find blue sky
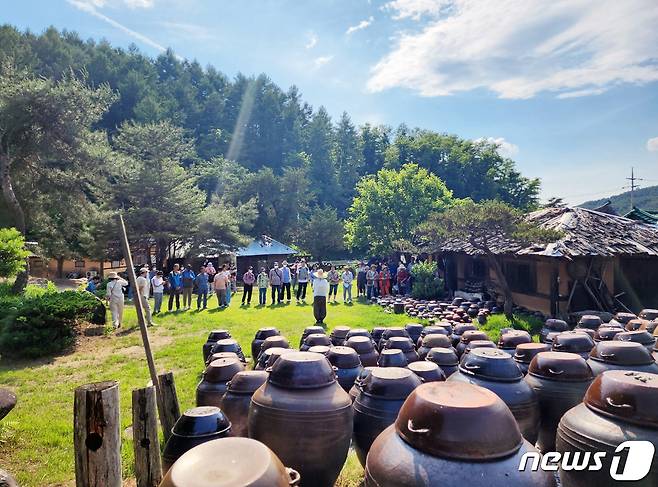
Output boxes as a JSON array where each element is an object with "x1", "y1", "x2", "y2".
[{"x1": 4, "y1": 0, "x2": 658, "y2": 204}]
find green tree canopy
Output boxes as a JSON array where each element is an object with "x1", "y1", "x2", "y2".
[
  {"x1": 0, "y1": 227, "x2": 30, "y2": 278},
  {"x1": 346, "y1": 163, "x2": 453, "y2": 255},
  {"x1": 296, "y1": 206, "x2": 345, "y2": 261}
]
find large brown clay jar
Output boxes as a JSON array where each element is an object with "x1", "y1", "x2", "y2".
[
  {"x1": 220, "y1": 370, "x2": 269, "y2": 438},
  {"x1": 365, "y1": 382, "x2": 556, "y2": 487},
  {"x1": 249, "y1": 352, "x2": 352, "y2": 487}
]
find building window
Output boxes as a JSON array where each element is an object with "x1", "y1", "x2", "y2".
[
  {"x1": 504, "y1": 260, "x2": 537, "y2": 294},
  {"x1": 75, "y1": 260, "x2": 85, "y2": 268}
]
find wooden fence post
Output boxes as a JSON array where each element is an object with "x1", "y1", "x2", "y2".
[
  {"x1": 132, "y1": 386, "x2": 163, "y2": 487},
  {"x1": 74, "y1": 381, "x2": 121, "y2": 487},
  {"x1": 157, "y1": 371, "x2": 181, "y2": 442}
]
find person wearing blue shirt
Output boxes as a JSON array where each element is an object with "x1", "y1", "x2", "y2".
[
  {"x1": 281, "y1": 261, "x2": 292, "y2": 302},
  {"x1": 168, "y1": 263, "x2": 183, "y2": 311},
  {"x1": 181, "y1": 264, "x2": 196, "y2": 310},
  {"x1": 194, "y1": 266, "x2": 209, "y2": 310}
]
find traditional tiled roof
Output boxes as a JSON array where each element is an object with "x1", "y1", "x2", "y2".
[
  {"x1": 624, "y1": 206, "x2": 658, "y2": 225},
  {"x1": 236, "y1": 235, "x2": 298, "y2": 257},
  {"x1": 436, "y1": 207, "x2": 658, "y2": 259}
]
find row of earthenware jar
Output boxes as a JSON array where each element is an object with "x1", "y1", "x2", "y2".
[{"x1": 162, "y1": 314, "x2": 658, "y2": 487}]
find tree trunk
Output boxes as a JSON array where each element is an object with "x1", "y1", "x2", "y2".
[
  {"x1": 1, "y1": 152, "x2": 29, "y2": 293},
  {"x1": 486, "y1": 252, "x2": 514, "y2": 319},
  {"x1": 57, "y1": 256, "x2": 65, "y2": 279}
]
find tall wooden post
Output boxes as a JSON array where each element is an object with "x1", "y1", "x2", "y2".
[
  {"x1": 74, "y1": 381, "x2": 121, "y2": 487},
  {"x1": 117, "y1": 214, "x2": 167, "y2": 435},
  {"x1": 132, "y1": 386, "x2": 163, "y2": 487}
]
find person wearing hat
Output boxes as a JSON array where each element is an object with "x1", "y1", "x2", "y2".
[
  {"x1": 136, "y1": 267, "x2": 155, "y2": 326},
  {"x1": 312, "y1": 268, "x2": 329, "y2": 324},
  {"x1": 106, "y1": 271, "x2": 128, "y2": 329}
]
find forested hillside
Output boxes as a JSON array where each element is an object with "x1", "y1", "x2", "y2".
[
  {"x1": 0, "y1": 25, "x2": 540, "y2": 261},
  {"x1": 580, "y1": 185, "x2": 658, "y2": 214}
]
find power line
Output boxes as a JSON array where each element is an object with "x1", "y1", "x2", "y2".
[{"x1": 622, "y1": 167, "x2": 644, "y2": 209}]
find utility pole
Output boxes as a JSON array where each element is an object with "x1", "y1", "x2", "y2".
[{"x1": 625, "y1": 167, "x2": 644, "y2": 210}]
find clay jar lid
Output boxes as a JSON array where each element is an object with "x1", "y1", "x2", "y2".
[
  {"x1": 585, "y1": 371, "x2": 658, "y2": 428},
  {"x1": 594, "y1": 326, "x2": 624, "y2": 342},
  {"x1": 207, "y1": 329, "x2": 231, "y2": 341},
  {"x1": 303, "y1": 333, "x2": 332, "y2": 348},
  {"x1": 639, "y1": 309, "x2": 658, "y2": 320},
  {"x1": 625, "y1": 319, "x2": 650, "y2": 331},
  {"x1": 527, "y1": 351, "x2": 592, "y2": 381},
  {"x1": 327, "y1": 346, "x2": 361, "y2": 369},
  {"x1": 578, "y1": 315, "x2": 603, "y2": 330},
  {"x1": 362, "y1": 367, "x2": 422, "y2": 399},
  {"x1": 460, "y1": 330, "x2": 489, "y2": 345},
  {"x1": 395, "y1": 382, "x2": 523, "y2": 460},
  {"x1": 268, "y1": 351, "x2": 336, "y2": 389},
  {"x1": 345, "y1": 336, "x2": 375, "y2": 354},
  {"x1": 302, "y1": 325, "x2": 325, "y2": 336},
  {"x1": 161, "y1": 437, "x2": 298, "y2": 487},
  {"x1": 254, "y1": 327, "x2": 279, "y2": 340},
  {"x1": 256, "y1": 347, "x2": 291, "y2": 369},
  {"x1": 543, "y1": 331, "x2": 561, "y2": 344},
  {"x1": 498, "y1": 331, "x2": 532, "y2": 349},
  {"x1": 408, "y1": 361, "x2": 446, "y2": 383},
  {"x1": 308, "y1": 345, "x2": 331, "y2": 355},
  {"x1": 206, "y1": 352, "x2": 240, "y2": 365},
  {"x1": 405, "y1": 323, "x2": 424, "y2": 334},
  {"x1": 615, "y1": 313, "x2": 637, "y2": 325},
  {"x1": 422, "y1": 325, "x2": 451, "y2": 337},
  {"x1": 574, "y1": 328, "x2": 596, "y2": 340},
  {"x1": 464, "y1": 340, "x2": 496, "y2": 355},
  {"x1": 346, "y1": 328, "x2": 373, "y2": 340},
  {"x1": 544, "y1": 319, "x2": 569, "y2": 332},
  {"x1": 614, "y1": 330, "x2": 656, "y2": 347},
  {"x1": 212, "y1": 338, "x2": 242, "y2": 354},
  {"x1": 590, "y1": 341, "x2": 654, "y2": 366},
  {"x1": 330, "y1": 326, "x2": 351, "y2": 338},
  {"x1": 204, "y1": 358, "x2": 245, "y2": 383},
  {"x1": 381, "y1": 327, "x2": 410, "y2": 340},
  {"x1": 513, "y1": 343, "x2": 550, "y2": 365},
  {"x1": 261, "y1": 336, "x2": 290, "y2": 353},
  {"x1": 378, "y1": 349, "x2": 409, "y2": 367},
  {"x1": 421, "y1": 334, "x2": 452, "y2": 349},
  {"x1": 426, "y1": 347, "x2": 459, "y2": 366},
  {"x1": 227, "y1": 371, "x2": 269, "y2": 394},
  {"x1": 552, "y1": 331, "x2": 595, "y2": 353},
  {"x1": 385, "y1": 336, "x2": 416, "y2": 352},
  {"x1": 172, "y1": 406, "x2": 231, "y2": 437},
  {"x1": 459, "y1": 348, "x2": 523, "y2": 382}
]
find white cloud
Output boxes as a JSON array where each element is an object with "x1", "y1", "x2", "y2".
[
  {"x1": 647, "y1": 137, "x2": 658, "y2": 152},
  {"x1": 370, "y1": 0, "x2": 658, "y2": 99},
  {"x1": 314, "y1": 55, "x2": 334, "y2": 68},
  {"x1": 67, "y1": 0, "x2": 181, "y2": 59},
  {"x1": 383, "y1": 0, "x2": 448, "y2": 20},
  {"x1": 346, "y1": 16, "x2": 374, "y2": 35},
  {"x1": 475, "y1": 137, "x2": 519, "y2": 158},
  {"x1": 305, "y1": 32, "x2": 318, "y2": 49},
  {"x1": 159, "y1": 21, "x2": 214, "y2": 41}
]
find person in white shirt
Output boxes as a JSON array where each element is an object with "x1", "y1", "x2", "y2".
[
  {"x1": 136, "y1": 267, "x2": 154, "y2": 326},
  {"x1": 106, "y1": 272, "x2": 128, "y2": 329},
  {"x1": 313, "y1": 269, "x2": 329, "y2": 324},
  {"x1": 151, "y1": 270, "x2": 164, "y2": 314},
  {"x1": 341, "y1": 266, "x2": 354, "y2": 304}
]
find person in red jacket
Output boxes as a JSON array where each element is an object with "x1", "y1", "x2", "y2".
[
  {"x1": 379, "y1": 265, "x2": 391, "y2": 296},
  {"x1": 397, "y1": 264, "x2": 409, "y2": 295}
]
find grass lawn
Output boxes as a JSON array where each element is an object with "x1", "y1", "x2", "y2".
[{"x1": 0, "y1": 291, "x2": 541, "y2": 486}]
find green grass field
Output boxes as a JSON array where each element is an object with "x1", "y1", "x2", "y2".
[{"x1": 0, "y1": 291, "x2": 540, "y2": 486}]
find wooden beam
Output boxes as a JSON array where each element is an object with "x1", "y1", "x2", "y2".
[{"x1": 132, "y1": 386, "x2": 163, "y2": 487}]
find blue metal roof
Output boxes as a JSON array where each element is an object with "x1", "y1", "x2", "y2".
[{"x1": 236, "y1": 236, "x2": 298, "y2": 257}]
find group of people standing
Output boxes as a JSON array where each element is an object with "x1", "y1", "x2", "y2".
[{"x1": 102, "y1": 257, "x2": 416, "y2": 329}]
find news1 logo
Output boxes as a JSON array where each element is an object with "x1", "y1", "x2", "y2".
[{"x1": 519, "y1": 441, "x2": 655, "y2": 481}]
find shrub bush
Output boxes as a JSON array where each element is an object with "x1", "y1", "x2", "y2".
[
  {"x1": 0, "y1": 291, "x2": 103, "y2": 359},
  {"x1": 411, "y1": 261, "x2": 444, "y2": 300}
]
